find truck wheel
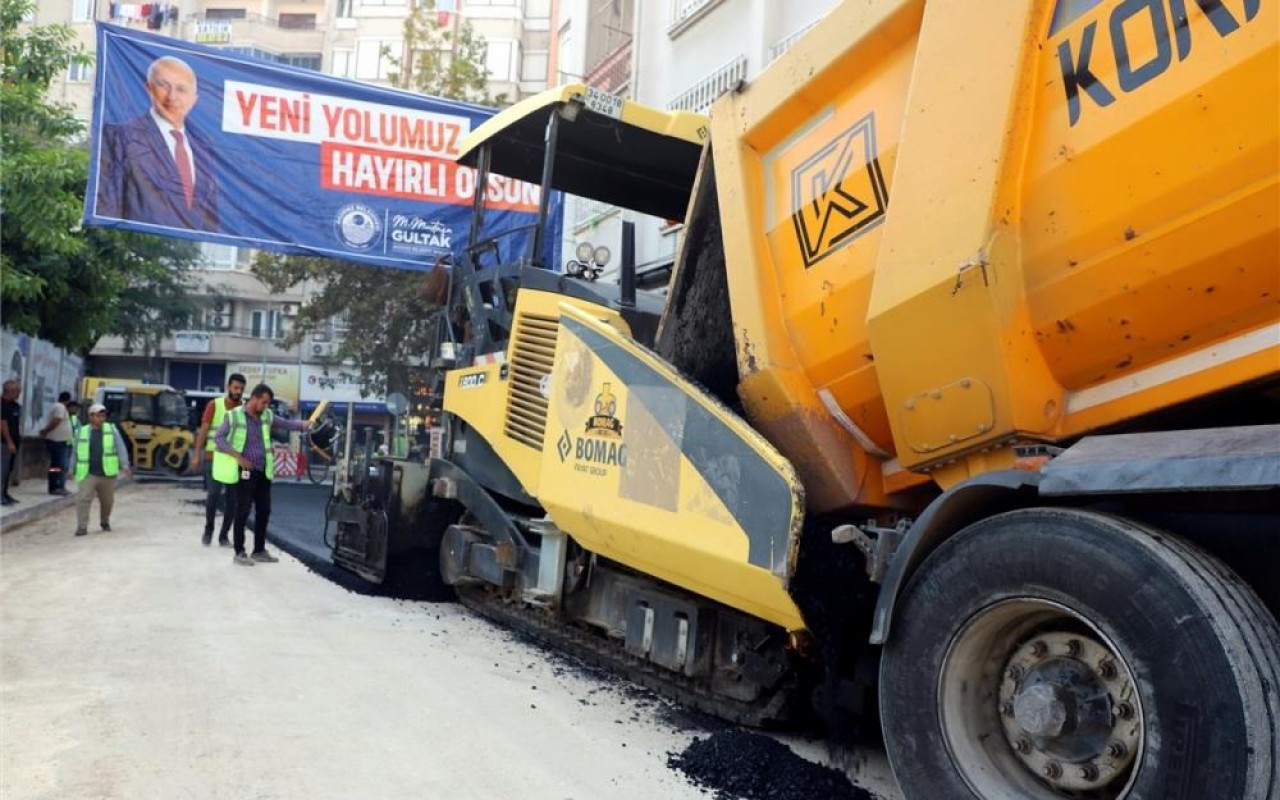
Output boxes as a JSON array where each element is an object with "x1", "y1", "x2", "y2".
[{"x1": 880, "y1": 508, "x2": 1279, "y2": 800}]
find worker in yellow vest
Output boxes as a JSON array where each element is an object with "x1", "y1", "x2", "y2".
[
  {"x1": 67, "y1": 399, "x2": 83, "y2": 442},
  {"x1": 192, "y1": 373, "x2": 245, "y2": 547},
  {"x1": 69, "y1": 403, "x2": 132, "y2": 537},
  {"x1": 213, "y1": 383, "x2": 311, "y2": 566}
]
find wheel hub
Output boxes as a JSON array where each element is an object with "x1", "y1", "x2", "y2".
[{"x1": 999, "y1": 631, "x2": 1141, "y2": 792}]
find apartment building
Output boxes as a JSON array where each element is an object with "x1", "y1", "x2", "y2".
[
  {"x1": 38, "y1": 0, "x2": 555, "y2": 413},
  {"x1": 557, "y1": 0, "x2": 837, "y2": 288}
]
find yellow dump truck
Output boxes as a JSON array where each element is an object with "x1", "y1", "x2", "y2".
[{"x1": 329, "y1": 2, "x2": 1278, "y2": 798}]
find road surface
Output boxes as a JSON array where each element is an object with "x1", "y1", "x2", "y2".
[{"x1": 1, "y1": 481, "x2": 902, "y2": 800}]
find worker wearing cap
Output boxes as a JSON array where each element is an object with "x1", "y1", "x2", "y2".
[{"x1": 69, "y1": 403, "x2": 132, "y2": 537}]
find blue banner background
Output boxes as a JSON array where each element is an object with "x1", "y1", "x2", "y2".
[{"x1": 84, "y1": 24, "x2": 561, "y2": 272}]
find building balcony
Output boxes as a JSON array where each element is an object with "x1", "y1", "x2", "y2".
[
  {"x1": 182, "y1": 13, "x2": 327, "y2": 54},
  {"x1": 585, "y1": 40, "x2": 631, "y2": 97},
  {"x1": 92, "y1": 328, "x2": 308, "y2": 364}
]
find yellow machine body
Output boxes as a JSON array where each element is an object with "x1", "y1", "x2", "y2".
[
  {"x1": 94, "y1": 385, "x2": 195, "y2": 472},
  {"x1": 445, "y1": 289, "x2": 807, "y2": 631},
  {"x1": 442, "y1": 0, "x2": 1277, "y2": 634},
  {"x1": 711, "y1": 0, "x2": 1278, "y2": 507}
]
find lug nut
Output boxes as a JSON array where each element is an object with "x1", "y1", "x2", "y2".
[
  {"x1": 1015, "y1": 738, "x2": 1032, "y2": 754},
  {"x1": 1007, "y1": 665, "x2": 1025, "y2": 680},
  {"x1": 1098, "y1": 659, "x2": 1118, "y2": 679},
  {"x1": 1065, "y1": 639, "x2": 1082, "y2": 657},
  {"x1": 1116, "y1": 702, "x2": 1135, "y2": 720},
  {"x1": 1030, "y1": 640, "x2": 1048, "y2": 659},
  {"x1": 1000, "y1": 701, "x2": 1015, "y2": 717},
  {"x1": 1080, "y1": 764, "x2": 1100, "y2": 781},
  {"x1": 1042, "y1": 761, "x2": 1063, "y2": 779},
  {"x1": 1106, "y1": 740, "x2": 1127, "y2": 759}
]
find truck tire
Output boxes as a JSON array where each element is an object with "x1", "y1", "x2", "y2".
[{"x1": 880, "y1": 508, "x2": 1279, "y2": 800}]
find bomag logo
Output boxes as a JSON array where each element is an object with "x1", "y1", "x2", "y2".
[
  {"x1": 585, "y1": 382, "x2": 623, "y2": 438},
  {"x1": 791, "y1": 112, "x2": 889, "y2": 269},
  {"x1": 556, "y1": 383, "x2": 627, "y2": 474},
  {"x1": 1055, "y1": 0, "x2": 1263, "y2": 127}
]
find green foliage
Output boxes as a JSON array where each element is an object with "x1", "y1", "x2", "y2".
[
  {"x1": 251, "y1": 253, "x2": 439, "y2": 396},
  {"x1": 0, "y1": 0, "x2": 201, "y2": 354},
  {"x1": 387, "y1": 0, "x2": 506, "y2": 106}
]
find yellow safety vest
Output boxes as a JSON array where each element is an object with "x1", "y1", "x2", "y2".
[
  {"x1": 74, "y1": 423, "x2": 120, "y2": 481},
  {"x1": 212, "y1": 407, "x2": 274, "y2": 485},
  {"x1": 205, "y1": 396, "x2": 235, "y2": 452}
]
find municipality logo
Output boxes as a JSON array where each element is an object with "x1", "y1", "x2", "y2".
[
  {"x1": 334, "y1": 203, "x2": 382, "y2": 251},
  {"x1": 790, "y1": 112, "x2": 888, "y2": 268}
]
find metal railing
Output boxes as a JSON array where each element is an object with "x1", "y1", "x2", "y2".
[
  {"x1": 188, "y1": 11, "x2": 317, "y2": 30},
  {"x1": 767, "y1": 15, "x2": 826, "y2": 64},
  {"x1": 667, "y1": 54, "x2": 746, "y2": 113}
]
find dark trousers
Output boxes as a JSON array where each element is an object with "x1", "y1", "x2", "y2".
[
  {"x1": 0, "y1": 447, "x2": 13, "y2": 497},
  {"x1": 2, "y1": 447, "x2": 16, "y2": 495},
  {"x1": 204, "y1": 460, "x2": 236, "y2": 539},
  {"x1": 232, "y1": 469, "x2": 272, "y2": 555},
  {"x1": 45, "y1": 440, "x2": 69, "y2": 492}
]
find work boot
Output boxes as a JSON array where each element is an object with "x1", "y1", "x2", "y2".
[
  {"x1": 74, "y1": 528, "x2": 87, "y2": 536},
  {"x1": 100, "y1": 522, "x2": 111, "y2": 532},
  {"x1": 202, "y1": 530, "x2": 212, "y2": 546},
  {"x1": 233, "y1": 552, "x2": 255, "y2": 566},
  {"x1": 3, "y1": 495, "x2": 19, "y2": 504},
  {"x1": 251, "y1": 550, "x2": 279, "y2": 563},
  {"x1": 218, "y1": 535, "x2": 232, "y2": 548}
]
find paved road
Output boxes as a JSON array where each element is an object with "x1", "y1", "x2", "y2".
[
  {"x1": 190, "y1": 480, "x2": 904, "y2": 799},
  {"x1": 3, "y1": 483, "x2": 717, "y2": 800}
]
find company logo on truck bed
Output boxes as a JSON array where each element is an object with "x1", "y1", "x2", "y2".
[
  {"x1": 1054, "y1": 0, "x2": 1263, "y2": 126},
  {"x1": 790, "y1": 112, "x2": 888, "y2": 268}
]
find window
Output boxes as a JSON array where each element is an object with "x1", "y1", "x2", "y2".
[
  {"x1": 335, "y1": 0, "x2": 354, "y2": 17},
  {"x1": 251, "y1": 310, "x2": 285, "y2": 340},
  {"x1": 520, "y1": 51, "x2": 548, "y2": 82},
  {"x1": 200, "y1": 243, "x2": 243, "y2": 270},
  {"x1": 523, "y1": 0, "x2": 551, "y2": 16},
  {"x1": 68, "y1": 61, "x2": 93, "y2": 83},
  {"x1": 128, "y1": 393, "x2": 155, "y2": 424},
  {"x1": 485, "y1": 39, "x2": 515, "y2": 82},
  {"x1": 72, "y1": 0, "x2": 95, "y2": 22},
  {"x1": 359, "y1": 0, "x2": 407, "y2": 6},
  {"x1": 205, "y1": 7, "x2": 247, "y2": 18},
  {"x1": 279, "y1": 53, "x2": 322, "y2": 71},
  {"x1": 278, "y1": 13, "x2": 316, "y2": 29},
  {"x1": 355, "y1": 39, "x2": 399, "y2": 80},
  {"x1": 331, "y1": 49, "x2": 354, "y2": 77}
]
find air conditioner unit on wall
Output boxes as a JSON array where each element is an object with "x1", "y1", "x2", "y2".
[
  {"x1": 280, "y1": 302, "x2": 299, "y2": 316},
  {"x1": 205, "y1": 299, "x2": 233, "y2": 330},
  {"x1": 311, "y1": 342, "x2": 337, "y2": 358}
]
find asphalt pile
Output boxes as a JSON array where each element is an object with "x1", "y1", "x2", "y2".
[{"x1": 668, "y1": 730, "x2": 871, "y2": 800}]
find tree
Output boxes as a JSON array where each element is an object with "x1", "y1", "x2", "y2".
[
  {"x1": 251, "y1": 252, "x2": 442, "y2": 397},
  {"x1": 252, "y1": 0, "x2": 501, "y2": 395},
  {"x1": 0, "y1": 0, "x2": 201, "y2": 354},
  {"x1": 388, "y1": 0, "x2": 506, "y2": 106}
]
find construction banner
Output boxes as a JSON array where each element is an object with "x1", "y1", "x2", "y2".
[{"x1": 83, "y1": 24, "x2": 561, "y2": 271}]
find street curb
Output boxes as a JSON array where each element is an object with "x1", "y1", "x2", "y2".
[{"x1": 0, "y1": 478, "x2": 137, "y2": 533}]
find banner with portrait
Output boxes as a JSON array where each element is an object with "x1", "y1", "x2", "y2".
[{"x1": 83, "y1": 24, "x2": 562, "y2": 272}]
